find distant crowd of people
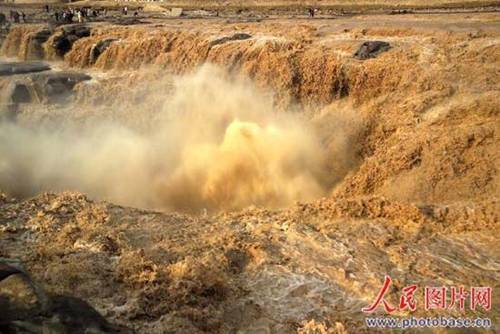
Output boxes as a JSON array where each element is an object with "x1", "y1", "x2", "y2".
[
  {"x1": 2, "y1": 5, "x2": 112, "y2": 25},
  {"x1": 9, "y1": 10, "x2": 26, "y2": 23},
  {"x1": 0, "y1": 5, "x2": 325, "y2": 25},
  {"x1": 45, "y1": 5, "x2": 140, "y2": 24},
  {"x1": 50, "y1": 6, "x2": 107, "y2": 24},
  {"x1": 122, "y1": 6, "x2": 142, "y2": 17}
]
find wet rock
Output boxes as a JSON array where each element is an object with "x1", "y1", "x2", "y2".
[
  {"x1": 0, "y1": 61, "x2": 50, "y2": 76},
  {"x1": 0, "y1": 273, "x2": 41, "y2": 323},
  {"x1": 61, "y1": 24, "x2": 91, "y2": 39},
  {"x1": 24, "y1": 29, "x2": 52, "y2": 60},
  {"x1": 0, "y1": 259, "x2": 130, "y2": 333},
  {"x1": 0, "y1": 262, "x2": 23, "y2": 281},
  {"x1": 0, "y1": 62, "x2": 72, "y2": 113},
  {"x1": 44, "y1": 295, "x2": 129, "y2": 333},
  {"x1": 390, "y1": 9, "x2": 412, "y2": 15},
  {"x1": 354, "y1": 41, "x2": 391, "y2": 60},
  {"x1": 110, "y1": 17, "x2": 148, "y2": 26},
  {"x1": 31, "y1": 72, "x2": 91, "y2": 103},
  {"x1": 89, "y1": 39, "x2": 116, "y2": 64},
  {"x1": 0, "y1": 260, "x2": 49, "y2": 324},
  {"x1": 51, "y1": 34, "x2": 72, "y2": 57},
  {"x1": 0, "y1": 81, "x2": 35, "y2": 116},
  {"x1": 0, "y1": 71, "x2": 91, "y2": 107},
  {"x1": 210, "y1": 33, "x2": 252, "y2": 47},
  {"x1": 50, "y1": 25, "x2": 91, "y2": 58},
  {"x1": 3, "y1": 82, "x2": 32, "y2": 103}
]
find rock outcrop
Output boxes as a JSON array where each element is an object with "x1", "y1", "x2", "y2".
[
  {"x1": 0, "y1": 66, "x2": 91, "y2": 108},
  {"x1": 353, "y1": 41, "x2": 391, "y2": 60},
  {"x1": 0, "y1": 259, "x2": 130, "y2": 334},
  {"x1": 48, "y1": 25, "x2": 91, "y2": 58},
  {"x1": 89, "y1": 39, "x2": 116, "y2": 65},
  {"x1": 0, "y1": 61, "x2": 50, "y2": 76}
]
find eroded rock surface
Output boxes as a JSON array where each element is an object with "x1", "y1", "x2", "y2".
[
  {"x1": 0, "y1": 68, "x2": 91, "y2": 107},
  {"x1": 354, "y1": 41, "x2": 391, "y2": 60},
  {"x1": 48, "y1": 25, "x2": 91, "y2": 58},
  {"x1": 89, "y1": 39, "x2": 116, "y2": 65},
  {"x1": 210, "y1": 33, "x2": 252, "y2": 46},
  {"x1": 0, "y1": 62, "x2": 50, "y2": 76},
  {"x1": 0, "y1": 259, "x2": 130, "y2": 334}
]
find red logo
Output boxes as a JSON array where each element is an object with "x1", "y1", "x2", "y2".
[{"x1": 362, "y1": 276, "x2": 492, "y2": 313}]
